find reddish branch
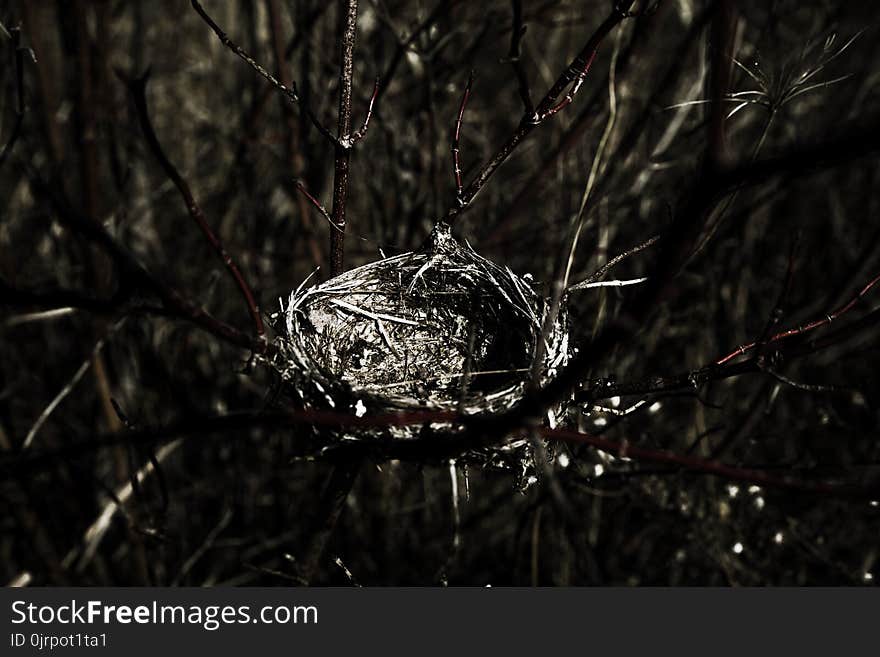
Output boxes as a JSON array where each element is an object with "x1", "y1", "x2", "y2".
[
  {"x1": 537, "y1": 427, "x2": 856, "y2": 496},
  {"x1": 444, "y1": 0, "x2": 636, "y2": 224},
  {"x1": 717, "y1": 270, "x2": 880, "y2": 365},
  {"x1": 489, "y1": 5, "x2": 707, "y2": 244},
  {"x1": 329, "y1": 0, "x2": 361, "y2": 276},
  {"x1": 128, "y1": 73, "x2": 265, "y2": 338},
  {"x1": 295, "y1": 180, "x2": 333, "y2": 224},
  {"x1": 21, "y1": 162, "x2": 265, "y2": 354},
  {"x1": 4, "y1": 406, "x2": 875, "y2": 498},
  {"x1": 451, "y1": 72, "x2": 474, "y2": 203},
  {"x1": 190, "y1": 0, "x2": 378, "y2": 277},
  {"x1": 348, "y1": 78, "x2": 380, "y2": 145}
]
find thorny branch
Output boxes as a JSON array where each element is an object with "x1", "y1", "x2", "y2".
[
  {"x1": 716, "y1": 270, "x2": 880, "y2": 365},
  {"x1": 190, "y1": 0, "x2": 379, "y2": 277},
  {"x1": 451, "y1": 71, "x2": 474, "y2": 204},
  {"x1": 190, "y1": 0, "x2": 338, "y2": 146},
  {"x1": 329, "y1": 0, "x2": 362, "y2": 277},
  {"x1": 443, "y1": 0, "x2": 637, "y2": 224}
]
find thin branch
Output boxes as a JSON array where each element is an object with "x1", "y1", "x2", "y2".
[
  {"x1": 507, "y1": 0, "x2": 533, "y2": 115},
  {"x1": 348, "y1": 76, "x2": 380, "y2": 146},
  {"x1": 189, "y1": 0, "x2": 337, "y2": 146},
  {"x1": 451, "y1": 71, "x2": 474, "y2": 204},
  {"x1": 7, "y1": 404, "x2": 876, "y2": 499},
  {"x1": 294, "y1": 179, "x2": 337, "y2": 229},
  {"x1": 570, "y1": 277, "x2": 647, "y2": 290},
  {"x1": 294, "y1": 461, "x2": 361, "y2": 584},
  {"x1": 569, "y1": 235, "x2": 659, "y2": 290},
  {"x1": 716, "y1": 270, "x2": 880, "y2": 365},
  {"x1": 538, "y1": 426, "x2": 864, "y2": 497},
  {"x1": 128, "y1": 72, "x2": 265, "y2": 338},
  {"x1": 375, "y1": 0, "x2": 460, "y2": 104},
  {"x1": 444, "y1": 0, "x2": 636, "y2": 224},
  {"x1": 22, "y1": 318, "x2": 127, "y2": 449},
  {"x1": 24, "y1": 171, "x2": 262, "y2": 354}
]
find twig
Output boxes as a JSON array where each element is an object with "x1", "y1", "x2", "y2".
[
  {"x1": 375, "y1": 0, "x2": 460, "y2": 104},
  {"x1": 443, "y1": 0, "x2": 636, "y2": 224},
  {"x1": 716, "y1": 270, "x2": 880, "y2": 365},
  {"x1": 3, "y1": 307, "x2": 76, "y2": 328},
  {"x1": 294, "y1": 461, "x2": 361, "y2": 584},
  {"x1": 172, "y1": 508, "x2": 233, "y2": 585},
  {"x1": 569, "y1": 235, "x2": 659, "y2": 290},
  {"x1": 538, "y1": 426, "x2": 866, "y2": 496},
  {"x1": 348, "y1": 77, "x2": 380, "y2": 145},
  {"x1": 561, "y1": 24, "x2": 624, "y2": 291},
  {"x1": 64, "y1": 439, "x2": 182, "y2": 572},
  {"x1": 570, "y1": 277, "x2": 647, "y2": 290},
  {"x1": 22, "y1": 318, "x2": 127, "y2": 449},
  {"x1": 294, "y1": 179, "x2": 339, "y2": 230},
  {"x1": 451, "y1": 71, "x2": 474, "y2": 204},
  {"x1": 190, "y1": 0, "x2": 338, "y2": 146},
  {"x1": 128, "y1": 72, "x2": 265, "y2": 338},
  {"x1": 507, "y1": 0, "x2": 533, "y2": 115},
  {"x1": 7, "y1": 403, "x2": 876, "y2": 499}
]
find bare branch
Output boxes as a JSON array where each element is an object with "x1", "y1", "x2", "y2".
[
  {"x1": 451, "y1": 71, "x2": 475, "y2": 204},
  {"x1": 507, "y1": 0, "x2": 533, "y2": 115},
  {"x1": 348, "y1": 76, "x2": 380, "y2": 146},
  {"x1": 716, "y1": 270, "x2": 880, "y2": 365},
  {"x1": 569, "y1": 235, "x2": 659, "y2": 290},
  {"x1": 444, "y1": 1, "x2": 636, "y2": 224},
  {"x1": 189, "y1": 0, "x2": 338, "y2": 146},
  {"x1": 328, "y1": 0, "x2": 361, "y2": 276},
  {"x1": 128, "y1": 72, "x2": 265, "y2": 338}
]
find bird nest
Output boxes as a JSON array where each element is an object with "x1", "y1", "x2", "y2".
[{"x1": 269, "y1": 224, "x2": 569, "y2": 469}]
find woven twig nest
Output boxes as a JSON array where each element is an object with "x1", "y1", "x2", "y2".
[{"x1": 270, "y1": 223, "x2": 569, "y2": 468}]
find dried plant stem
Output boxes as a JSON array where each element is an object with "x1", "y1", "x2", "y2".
[
  {"x1": 716, "y1": 270, "x2": 880, "y2": 365},
  {"x1": 569, "y1": 235, "x2": 659, "y2": 290},
  {"x1": 562, "y1": 24, "x2": 623, "y2": 291},
  {"x1": 22, "y1": 318, "x2": 126, "y2": 449}
]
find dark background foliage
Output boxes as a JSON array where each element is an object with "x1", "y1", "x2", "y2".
[{"x1": 1, "y1": 0, "x2": 879, "y2": 585}]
